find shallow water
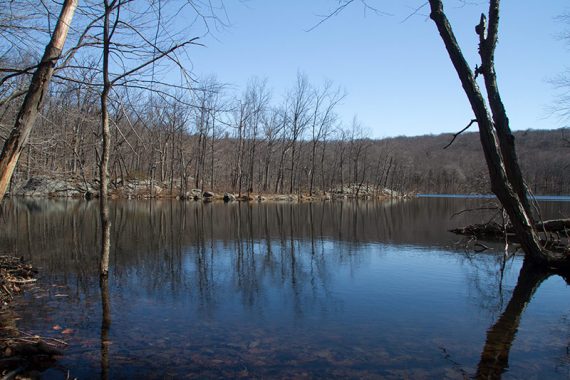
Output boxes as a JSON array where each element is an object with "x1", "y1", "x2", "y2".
[{"x1": 0, "y1": 198, "x2": 569, "y2": 379}]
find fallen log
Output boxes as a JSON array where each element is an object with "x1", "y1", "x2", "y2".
[
  {"x1": 535, "y1": 219, "x2": 570, "y2": 232},
  {"x1": 3, "y1": 340, "x2": 62, "y2": 358},
  {"x1": 450, "y1": 222, "x2": 506, "y2": 237},
  {"x1": 451, "y1": 218, "x2": 570, "y2": 237}
]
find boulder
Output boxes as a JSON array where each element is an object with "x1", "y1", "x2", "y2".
[
  {"x1": 16, "y1": 177, "x2": 84, "y2": 198},
  {"x1": 223, "y1": 193, "x2": 236, "y2": 202}
]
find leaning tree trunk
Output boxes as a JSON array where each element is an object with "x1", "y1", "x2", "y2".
[
  {"x1": 428, "y1": 0, "x2": 568, "y2": 269},
  {"x1": 0, "y1": 0, "x2": 78, "y2": 202}
]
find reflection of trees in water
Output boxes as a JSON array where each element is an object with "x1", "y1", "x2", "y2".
[
  {"x1": 1, "y1": 198, "x2": 569, "y2": 377},
  {"x1": 100, "y1": 275, "x2": 111, "y2": 380},
  {"x1": 554, "y1": 314, "x2": 570, "y2": 377},
  {"x1": 226, "y1": 202, "x2": 338, "y2": 319},
  {"x1": 476, "y1": 262, "x2": 552, "y2": 378},
  {"x1": 459, "y1": 251, "x2": 519, "y2": 319},
  {"x1": 2, "y1": 198, "x2": 567, "y2": 304}
]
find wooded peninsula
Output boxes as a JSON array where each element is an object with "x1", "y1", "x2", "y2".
[{"x1": 2, "y1": 83, "x2": 568, "y2": 200}]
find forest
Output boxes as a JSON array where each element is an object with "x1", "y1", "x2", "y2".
[
  {"x1": 1, "y1": 1, "x2": 569, "y2": 199},
  {"x1": 1, "y1": 77, "x2": 569, "y2": 197},
  {"x1": 2, "y1": 67, "x2": 569, "y2": 197}
]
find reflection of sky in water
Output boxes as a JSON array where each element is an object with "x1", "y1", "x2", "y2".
[{"x1": 0, "y1": 198, "x2": 569, "y2": 379}]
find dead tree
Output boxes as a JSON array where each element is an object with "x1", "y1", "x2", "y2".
[
  {"x1": 0, "y1": 0, "x2": 78, "y2": 202},
  {"x1": 428, "y1": 0, "x2": 569, "y2": 270}
]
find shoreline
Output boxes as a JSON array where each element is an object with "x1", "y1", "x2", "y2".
[{"x1": 7, "y1": 176, "x2": 412, "y2": 202}]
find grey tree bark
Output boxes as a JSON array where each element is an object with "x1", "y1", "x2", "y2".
[{"x1": 0, "y1": 0, "x2": 78, "y2": 202}]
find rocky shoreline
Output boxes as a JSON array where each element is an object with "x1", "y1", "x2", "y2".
[{"x1": 7, "y1": 176, "x2": 412, "y2": 201}]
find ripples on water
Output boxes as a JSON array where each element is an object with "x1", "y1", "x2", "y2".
[{"x1": 0, "y1": 198, "x2": 569, "y2": 379}]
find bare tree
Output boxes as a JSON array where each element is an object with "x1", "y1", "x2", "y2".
[
  {"x1": 286, "y1": 72, "x2": 312, "y2": 194},
  {"x1": 551, "y1": 11, "x2": 570, "y2": 122},
  {"x1": 92, "y1": 0, "x2": 208, "y2": 276},
  {"x1": 308, "y1": 81, "x2": 344, "y2": 196},
  {"x1": 0, "y1": 0, "x2": 78, "y2": 202},
  {"x1": 427, "y1": 0, "x2": 569, "y2": 268}
]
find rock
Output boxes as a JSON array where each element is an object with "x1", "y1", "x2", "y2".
[
  {"x1": 203, "y1": 191, "x2": 215, "y2": 198},
  {"x1": 16, "y1": 177, "x2": 85, "y2": 198},
  {"x1": 272, "y1": 195, "x2": 297, "y2": 202},
  {"x1": 191, "y1": 189, "x2": 202, "y2": 200},
  {"x1": 223, "y1": 193, "x2": 236, "y2": 202},
  {"x1": 382, "y1": 188, "x2": 400, "y2": 197}
]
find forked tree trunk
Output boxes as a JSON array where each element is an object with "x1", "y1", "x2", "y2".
[
  {"x1": 0, "y1": 0, "x2": 78, "y2": 202},
  {"x1": 428, "y1": 0, "x2": 569, "y2": 269}
]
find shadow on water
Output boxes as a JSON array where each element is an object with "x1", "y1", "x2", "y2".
[
  {"x1": 476, "y1": 261, "x2": 554, "y2": 378},
  {"x1": 0, "y1": 198, "x2": 568, "y2": 378}
]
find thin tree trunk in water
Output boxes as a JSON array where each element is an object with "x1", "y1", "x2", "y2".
[
  {"x1": 0, "y1": 0, "x2": 77, "y2": 202},
  {"x1": 476, "y1": 260, "x2": 549, "y2": 378},
  {"x1": 100, "y1": 0, "x2": 112, "y2": 277}
]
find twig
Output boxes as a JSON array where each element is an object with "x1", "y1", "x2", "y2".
[
  {"x1": 444, "y1": 119, "x2": 477, "y2": 149},
  {"x1": 474, "y1": 242, "x2": 489, "y2": 252},
  {"x1": 6, "y1": 279, "x2": 36, "y2": 284},
  {"x1": 451, "y1": 206, "x2": 498, "y2": 218},
  {"x1": 0, "y1": 367, "x2": 25, "y2": 380},
  {"x1": 1, "y1": 285, "x2": 13, "y2": 299},
  {"x1": 401, "y1": 2, "x2": 429, "y2": 23}
]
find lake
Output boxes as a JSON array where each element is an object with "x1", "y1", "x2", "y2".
[{"x1": 0, "y1": 197, "x2": 569, "y2": 379}]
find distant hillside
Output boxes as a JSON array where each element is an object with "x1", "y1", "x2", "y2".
[{"x1": 377, "y1": 128, "x2": 569, "y2": 195}]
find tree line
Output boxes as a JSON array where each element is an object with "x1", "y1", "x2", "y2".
[
  {"x1": 1, "y1": 1, "x2": 568, "y2": 202},
  {"x1": 1, "y1": 70, "x2": 568, "y2": 197}
]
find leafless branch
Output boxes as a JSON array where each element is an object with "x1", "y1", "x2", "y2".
[
  {"x1": 306, "y1": 0, "x2": 390, "y2": 32},
  {"x1": 443, "y1": 119, "x2": 477, "y2": 149},
  {"x1": 0, "y1": 89, "x2": 27, "y2": 107},
  {"x1": 451, "y1": 206, "x2": 499, "y2": 218},
  {"x1": 109, "y1": 38, "x2": 200, "y2": 86},
  {"x1": 401, "y1": 2, "x2": 428, "y2": 24}
]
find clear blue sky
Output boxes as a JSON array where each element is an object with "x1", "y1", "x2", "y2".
[{"x1": 187, "y1": 1, "x2": 569, "y2": 138}]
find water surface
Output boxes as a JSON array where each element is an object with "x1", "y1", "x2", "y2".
[{"x1": 0, "y1": 198, "x2": 569, "y2": 379}]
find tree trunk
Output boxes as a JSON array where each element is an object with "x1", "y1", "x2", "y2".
[
  {"x1": 428, "y1": 0, "x2": 568, "y2": 269},
  {"x1": 0, "y1": 0, "x2": 77, "y2": 202},
  {"x1": 100, "y1": 0, "x2": 112, "y2": 277}
]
